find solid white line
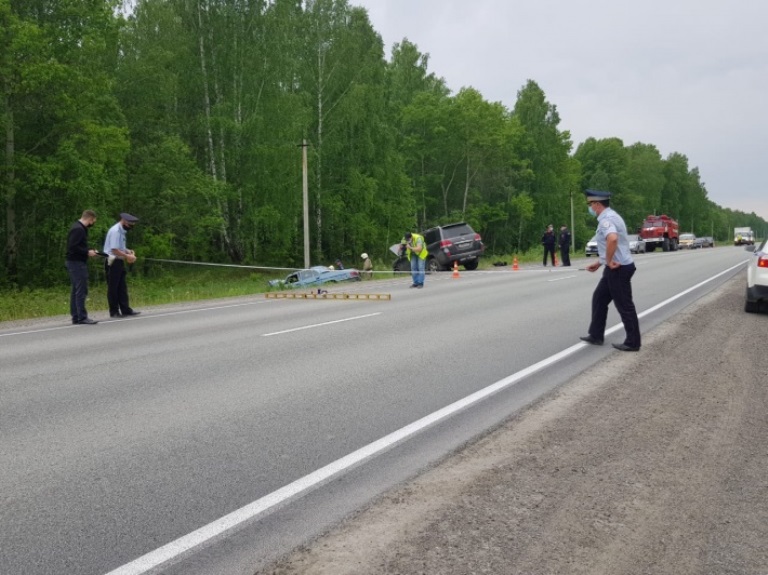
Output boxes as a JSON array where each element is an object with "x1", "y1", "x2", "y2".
[
  {"x1": 547, "y1": 275, "x2": 577, "y2": 282},
  {"x1": 261, "y1": 313, "x2": 381, "y2": 336},
  {"x1": 103, "y1": 260, "x2": 748, "y2": 575},
  {"x1": 636, "y1": 260, "x2": 746, "y2": 319}
]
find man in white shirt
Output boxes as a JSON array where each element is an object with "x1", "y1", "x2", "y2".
[{"x1": 103, "y1": 212, "x2": 141, "y2": 318}]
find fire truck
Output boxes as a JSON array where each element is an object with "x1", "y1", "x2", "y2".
[{"x1": 639, "y1": 214, "x2": 679, "y2": 252}]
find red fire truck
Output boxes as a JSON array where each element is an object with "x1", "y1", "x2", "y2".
[{"x1": 639, "y1": 214, "x2": 679, "y2": 252}]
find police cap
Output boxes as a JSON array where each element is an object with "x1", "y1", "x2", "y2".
[{"x1": 584, "y1": 189, "x2": 612, "y2": 202}]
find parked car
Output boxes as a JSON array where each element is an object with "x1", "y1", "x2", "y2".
[
  {"x1": 678, "y1": 233, "x2": 698, "y2": 249},
  {"x1": 268, "y1": 266, "x2": 361, "y2": 288},
  {"x1": 693, "y1": 237, "x2": 707, "y2": 249},
  {"x1": 745, "y1": 239, "x2": 768, "y2": 313},
  {"x1": 627, "y1": 234, "x2": 646, "y2": 254},
  {"x1": 700, "y1": 236, "x2": 715, "y2": 248},
  {"x1": 585, "y1": 235, "x2": 598, "y2": 257},
  {"x1": 392, "y1": 222, "x2": 484, "y2": 272}
]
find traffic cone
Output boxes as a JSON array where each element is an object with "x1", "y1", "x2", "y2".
[
  {"x1": 513, "y1": 256, "x2": 519, "y2": 271},
  {"x1": 554, "y1": 252, "x2": 558, "y2": 266},
  {"x1": 452, "y1": 261, "x2": 460, "y2": 278}
]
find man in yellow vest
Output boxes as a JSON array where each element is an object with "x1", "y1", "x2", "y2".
[{"x1": 403, "y1": 231, "x2": 428, "y2": 288}]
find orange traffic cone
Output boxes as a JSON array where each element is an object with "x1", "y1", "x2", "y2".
[
  {"x1": 513, "y1": 256, "x2": 519, "y2": 271},
  {"x1": 452, "y1": 261, "x2": 460, "y2": 278}
]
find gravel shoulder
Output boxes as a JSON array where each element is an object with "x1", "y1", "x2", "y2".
[{"x1": 259, "y1": 275, "x2": 768, "y2": 575}]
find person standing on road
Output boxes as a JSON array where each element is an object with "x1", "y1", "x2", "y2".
[
  {"x1": 402, "y1": 231, "x2": 427, "y2": 288},
  {"x1": 542, "y1": 224, "x2": 556, "y2": 266},
  {"x1": 559, "y1": 225, "x2": 571, "y2": 266},
  {"x1": 65, "y1": 210, "x2": 100, "y2": 325},
  {"x1": 361, "y1": 252, "x2": 373, "y2": 279},
  {"x1": 579, "y1": 190, "x2": 641, "y2": 352},
  {"x1": 103, "y1": 212, "x2": 141, "y2": 318}
]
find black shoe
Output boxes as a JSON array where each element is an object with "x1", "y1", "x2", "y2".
[
  {"x1": 579, "y1": 335, "x2": 604, "y2": 346},
  {"x1": 110, "y1": 313, "x2": 122, "y2": 318},
  {"x1": 79, "y1": 318, "x2": 98, "y2": 325},
  {"x1": 72, "y1": 319, "x2": 80, "y2": 325},
  {"x1": 416, "y1": 284, "x2": 424, "y2": 289},
  {"x1": 409, "y1": 284, "x2": 418, "y2": 288},
  {"x1": 612, "y1": 343, "x2": 640, "y2": 352},
  {"x1": 122, "y1": 310, "x2": 141, "y2": 316}
]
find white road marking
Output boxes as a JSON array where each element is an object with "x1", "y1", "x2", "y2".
[
  {"x1": 547, "y1": 275, "x2": 578, "y2": 282},
  {"x1": 83, "y1": 261, "x2": 756, "y2": 575},
  {"x1": 261, "y1": 313, "x2": 381, "y2": 336}
]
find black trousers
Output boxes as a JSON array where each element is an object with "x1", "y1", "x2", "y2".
[
  {"x1": 560, "y1": 246, "x2": 571, "y2": 266},
  {"x1": 543, "y1": 245, "x2": 555, "y2": 266},
  {"x1": 66, "y1": 260, "x2": 90, "y2": 321},
  {"x1": 105, "y1": 259, "x2": 133, "y2": 316},
  {"x1": 588, "y1": 264, "x2": 641, "y2": 348}
]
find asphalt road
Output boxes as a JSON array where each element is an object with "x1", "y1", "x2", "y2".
[{"x1": 0, "y1": 247, "x2": 750, "y2": 575}]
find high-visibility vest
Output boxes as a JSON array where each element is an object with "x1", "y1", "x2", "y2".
[{"x1": 403, "y1": 233, "x2": 428, "y2": 260}]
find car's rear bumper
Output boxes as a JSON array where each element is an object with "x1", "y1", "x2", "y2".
[
  {"x1": 436, "y1": 252, "x2": 482, "y2": 266},
  {"x1": 746, "y1": 283, "x2": 768, "y2": 302}
]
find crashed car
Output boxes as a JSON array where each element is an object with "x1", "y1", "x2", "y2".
[{"x1": 268, "y1": 266, "x2": 361, "y2": 288}]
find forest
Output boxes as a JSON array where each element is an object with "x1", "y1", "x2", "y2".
[{"x1": 2, "y1": 0, "x2": 766, "y2": 288}]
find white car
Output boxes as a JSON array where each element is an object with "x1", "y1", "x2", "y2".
[
  {"x1": 745, "y1": 239, "x2": 768, "y2": 313},
  {"x1": 585, "y1": 236, "x2": 598, "y2": 257},
  {"x1": 627, "y1": 234, "x2": 646, "y2": 254}
]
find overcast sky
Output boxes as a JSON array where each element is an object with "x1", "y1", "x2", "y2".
[{"x1": 353, "y1": 0, "x2": 768, "y2": 223}]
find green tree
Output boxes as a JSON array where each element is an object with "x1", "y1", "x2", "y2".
[{"x1": 1, "y1": 0, "x2": 128, "y2": 285}]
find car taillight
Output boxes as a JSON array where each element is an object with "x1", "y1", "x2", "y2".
[
  {"x1": 758, "y1": 255, "x2": 768, "y2": 268},
  {"x1": 474, "y1": 233, "x2": 482, "y2": 241},
  {"x1": 439, "y1": 240, "x2": 452, "y2": 248}
]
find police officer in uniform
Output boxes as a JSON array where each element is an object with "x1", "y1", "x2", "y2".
[
  {"x1": 103, "y1": 212, "x2": 141, "y2": 318},
  {"x1": 579, "y1": 190, "x2": 641, "y2": 351},
  {"x1": 541, "y1": 224, "x2": 556, "y2": 266},
  {"x1": 558, "y1": 225, "x2": 571, "y2": 266}
]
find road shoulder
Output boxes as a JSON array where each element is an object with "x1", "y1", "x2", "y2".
[{"x1": 259, "y1": 275, "x2": 768, "y2": 575}]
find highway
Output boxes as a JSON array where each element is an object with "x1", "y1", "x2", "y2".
[{"x1": 0, "y1": 247, "x2": 750, "y2": 575}]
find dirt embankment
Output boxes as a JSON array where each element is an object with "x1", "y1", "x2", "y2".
[{"x1": 260, "y1": 276, "x2": 768, "y2": 575}]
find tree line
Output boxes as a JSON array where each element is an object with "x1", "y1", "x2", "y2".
[{"x1": 2, "y1": 0, "x2": 765, "y2": 287}]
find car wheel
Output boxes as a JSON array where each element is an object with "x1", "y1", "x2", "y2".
[
  {"x1": 427, "y1": 258, "x2": 441, "y2": 273},
  {"x1": 745, "y1": 298, "x2": 759, "y2": 313},
  {"x1": 463, "y1": 260, "x2": 479, "y2": 271}
]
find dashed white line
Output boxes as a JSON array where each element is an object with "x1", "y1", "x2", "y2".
[{"x1": 261, "y1": 313, "x2": 381, "y2": 336}]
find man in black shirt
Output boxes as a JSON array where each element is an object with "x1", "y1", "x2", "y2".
[{"x1": 65, "y1": 210, "x2": 99, "y2": 324}]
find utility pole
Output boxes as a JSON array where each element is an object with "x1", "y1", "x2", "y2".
[{"x1": 300, "y1": 140, "x2": 310, "y2": 269}]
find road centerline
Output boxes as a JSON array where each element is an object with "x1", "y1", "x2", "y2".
[{"x1": 261, "y1": 313, "x2": 381, "y2": 336}]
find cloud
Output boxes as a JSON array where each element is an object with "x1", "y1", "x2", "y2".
[{"x1": 354, "y1": 0, "x2": 768, "y2": 220}]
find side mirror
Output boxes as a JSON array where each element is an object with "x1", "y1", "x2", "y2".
[{"x1": 744, "y1": 245, "x2": 756, "y2": 253}]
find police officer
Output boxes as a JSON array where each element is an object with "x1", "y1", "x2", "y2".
[
  {"x1": 541, "y1": 224, "x2": 556, "y2": 266},
  {"x1": 103, "y1": 212, "x2": 141, "y2": 318},
  {"x1": 559, "y1": 225, "x2": 571, "y2": 266},
  {"x1": 579, "y1": 190, "x2": 641, "y2": 351},
  {"x1": 402, "y1": 231, "x2": 427, "y2": 288}
]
